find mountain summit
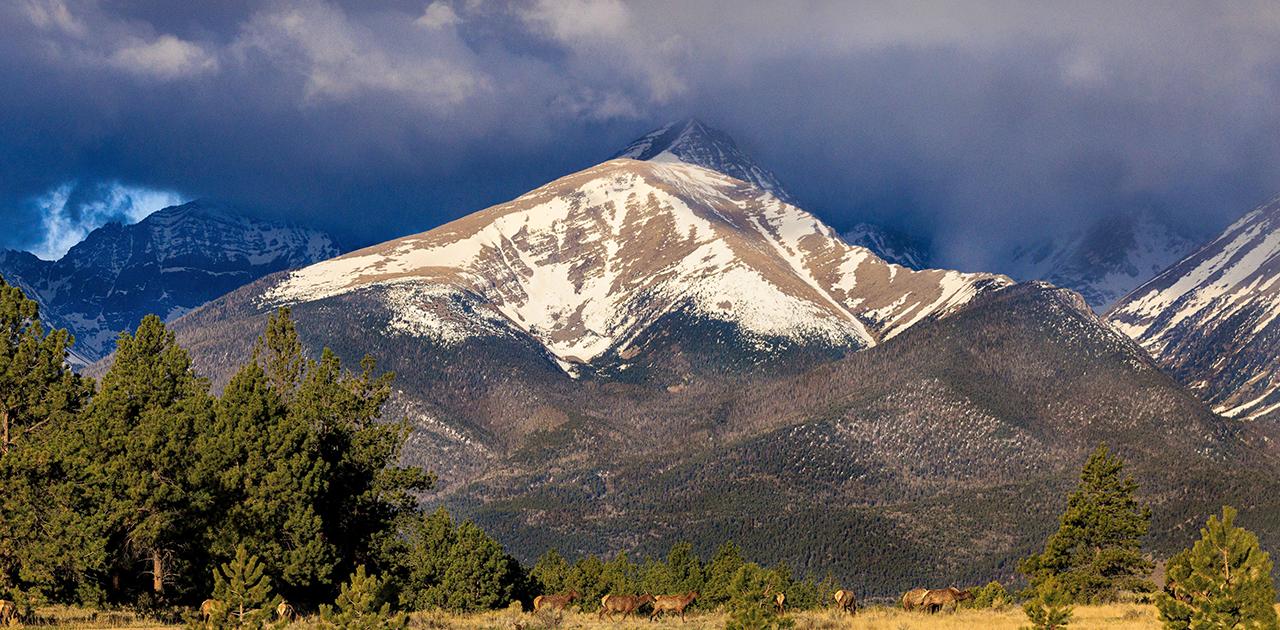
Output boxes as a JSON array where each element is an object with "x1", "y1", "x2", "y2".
[
  {"x1": 261, "y1": 159, "x2": 1007, "y2": 375},
  {"x1": 0, "y1": 201, "x2": 338, "y2": 364},
  {"x1": 613, "y1": 118, "x2": 794, "y2": 203},
  {"x1": 166, "y1": 151, "x2": 1274, "y2": 593},
  {"x1": 615, "y1": 119, "x2": 935, "y2": 268}
]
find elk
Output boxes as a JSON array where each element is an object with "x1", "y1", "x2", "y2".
[
  {"x1": 199, "y1": 599, "x2": 221, "y2": 622},
  {"x1": 0, "y1": 600, "x2": 16, "y2": 626},
  {"x1": 833, "y1": 589, "x2": 857, "y2": 614},
  {"x1": 650, "y1": 591, "x2": 697, "y2": 622},
  {"x1": 598, "y1": 594, "x2": 654, "y2": 621},
  {"x1": 533, "y1": 590, "x2": 579, "y2": 612},
  {"x1": 922, "y1": 587, "x2": 973, "y2": 613},
  {"x1": 763, "y1": 580, "x2": 785, "y2": 613},
  {"x1": 276, "y1": 601, "x2": 296, "y2": 622},
  {"x1": 901, "y1": 588, "x2": 928, "y2": 611}
]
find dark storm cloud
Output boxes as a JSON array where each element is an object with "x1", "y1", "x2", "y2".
[{"x1": 3, "y1": 0, "x2": 1280, "y2": 270}]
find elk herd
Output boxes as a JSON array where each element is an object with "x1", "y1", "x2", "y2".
[
  {"x1": 0, "y1": 586, "x2": 971, "y2": 626},
  {"x1": 525, "y1": 584, "x2": 972, "y2": 622}
]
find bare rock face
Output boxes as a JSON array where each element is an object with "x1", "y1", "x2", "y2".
[
  {"x1": 0, "y1": 201, "x2": 338, "y2": 365},
  {"x1": 1108, "y1": 195, "x2": 1280, "y2": 422}
]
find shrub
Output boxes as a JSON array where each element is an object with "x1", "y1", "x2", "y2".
[
  {"x1": 203, "y1": 547, "x2": 281, "y2": 630},
  {"x1": 1023, "y1": 579, "x2": 1073, "y2": 630},
  {"x1": 319, "y1": 566, "x2": 406, "y2": 630},
  {"x1": 969, "y1": 581, "x2": 1010, "y2": 609}
]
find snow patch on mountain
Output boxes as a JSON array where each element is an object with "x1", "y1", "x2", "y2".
[
  {"x1": 1107, "y1": 195, "x2": 1280, "y2": 421},
  {"x1": 265, "y1": 159, "x2": 1007, "y2": 372}
]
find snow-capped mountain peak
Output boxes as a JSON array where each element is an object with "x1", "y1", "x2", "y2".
[
  {"x1": 264, "y1": 159, "x2": 1008, "y2": 373},
  {"x1": 1107, "y1": 195, "x2": 1280, "y2": 421}
]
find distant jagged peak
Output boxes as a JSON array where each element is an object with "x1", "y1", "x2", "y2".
[{"x1": 614, "y1": 118, "x2": 794, "y2": 203}]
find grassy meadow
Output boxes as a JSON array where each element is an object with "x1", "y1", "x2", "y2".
[{"x1": 12, "y1": 603, "x2": 1207, "y2": 629}]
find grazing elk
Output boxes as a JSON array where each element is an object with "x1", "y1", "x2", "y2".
[
  {"x1": 650, "y1": 591, "x2": 698, "y2": 622},
  {"x1": 901, "y1": 588, "x2": 928, "y2": 611},
  {"x1": 0, "y1": 599, "x2": 16, "y2": 627},
  {"x1": 533, "y1": 590, "x2": 579, "y2": 613},
  {"x1": 922, "y1": 587, "x2": 973, "y2": 613},
  {"x1": 276, "y1": 601, "x2": 296, "y2": 622},
  {"x1": 833, "y1": 589, "x2": 857, "y2": 614},
  {"x1": 598, "y1": 594, "x2": 654, "y2": 621},
  {"x1": 199, "y1": 599, "x2": 221, "y2": 622}
]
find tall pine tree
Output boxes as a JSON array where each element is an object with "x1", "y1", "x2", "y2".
[
  {"x1": 201, "y1": 308, "x2": 431, "y2": 603},
  {"x1": 199, "y1": 357, "x2": 334, "y2": 599},
  {"x1": 1020, "y1": 444, "x2": 1154, "y2": 602},
  {"x1": 0, "y1": 277, "x2": 88, "y2": 453},
  {"x1": 0, "y1": 278, "x2": 96, "y2": 601},
  {"x1": 1157, "y1": 506, "x2": 1277, "y2": 629},
  {"x1": 74, "y1": 315, "x2": 214, "y2": 601}
]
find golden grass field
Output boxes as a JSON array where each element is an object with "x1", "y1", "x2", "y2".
[{"x1": 16, "y1": 603, "x2": 1200, "y2": 629}]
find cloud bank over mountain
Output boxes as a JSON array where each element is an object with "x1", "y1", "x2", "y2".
[{"x1": 3, "y1": 1, "x2": 1280, "y2": 271}]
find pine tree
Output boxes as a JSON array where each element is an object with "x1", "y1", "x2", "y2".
[
  {"x1": 1020, "y1": 444, "x2": 1154, "y2": 602},
  {"x1": 394, "y1": 507, "x2": 455, "y2": 610},
  {"x1": 723, "y1": 563, "x2": 793, "y2": 630},
  {"x1": 704, "y1": 541, "x2": 745, "y2": 608},
  {"x1": 1024, "y1": 579, "x2": 1073, "y2": 630},
  {"x1": 0, "y1": 277, "x2": 89, "y2": 454},
  {"x1": 0, "y1": 279, "x2": 96, "y2": 601},
  {"x1": 531, "y1": 549, "x2": 572, "y2": 595},
  {"x1": 200, "y1": 359, "x2": 335, "y2": 599},
  {"x1": 970, "y1": 581, "x2": 1010, "y2": 609},
  {"x1": 600, "y1": 551, "x2": 640, "y2": 595},
  {"x1": 320, "y1": 566, "x2": 406, "y2": 630},
  {"x1": 265, "y1": 309, "x2": 432, "y2": 581},
  {"x1": 640, "y1": 556, "x2": 673, "y2": 596},
  {"x1": 74, "y1": 315, "x2": 214, "y2": 600},
  {"x1": 1156, "y1": 506, "x2": 1278, "y2": 630},
  {"x1": 664, "y1": 542, "x2": 704, "y2": 595},
  {"x1": 208, "y1": 547, "x2": 280, "y2": 630},
  {"x1": 568, "y1": 555, "x2": 605, "y2": 611},
  {"x1": 435, "y1": 522, "x2": 520, "y2": 612}
]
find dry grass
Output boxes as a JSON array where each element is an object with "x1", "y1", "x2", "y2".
[
  {"x1": 22, "y1": 603, "x2": 1280, "y2": 629},
  {"x1": 400, "y1": 605, "x2": 1165, "y2": 630}
]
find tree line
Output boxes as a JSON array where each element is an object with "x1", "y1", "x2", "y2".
[
  {"x1": 0, "y1": 277, "x2": 463, "y2": 613},
  {"x1": 0, "y1": 278, "x2": 848, "y2": 622}
]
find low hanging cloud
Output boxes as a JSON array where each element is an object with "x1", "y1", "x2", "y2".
[{"x1": 28, "y1": 181, "x2": 186, "y2": 261}]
